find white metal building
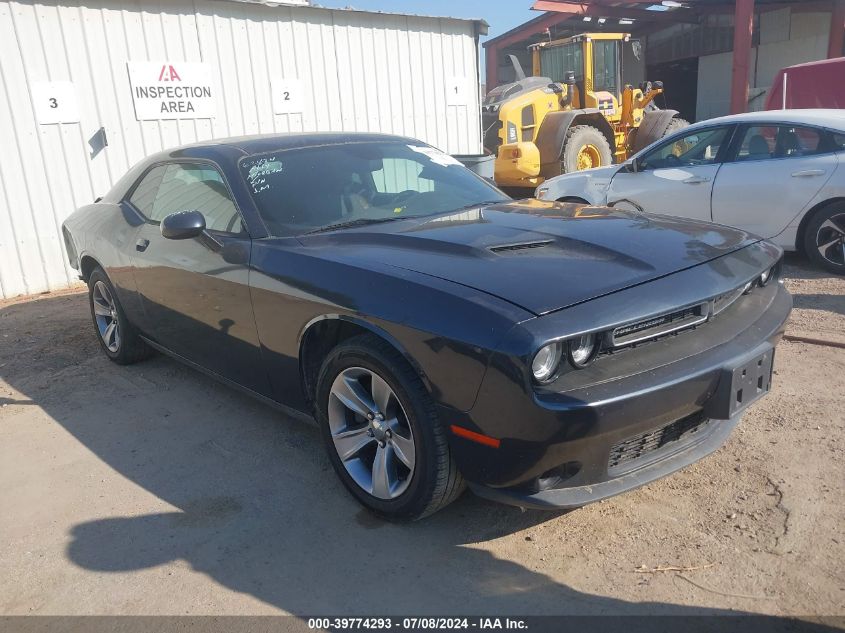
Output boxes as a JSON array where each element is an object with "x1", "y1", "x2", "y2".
[{"x1": 0, "y1": 0, "x2": 487, "y2": 299}]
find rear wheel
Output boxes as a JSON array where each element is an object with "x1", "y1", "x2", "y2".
[
  {"x1": 804, "y1": 202, "x2": 845, "y2": 275},
  {"x1": 315, "y1": 334, "x2": 464, "y2": 520},
  {"x1": 87, "y1": 267, "x2": 153, "y2": 364},
  {"x1": 561, "y1": 125, "x2": 613, "y2": 173}
]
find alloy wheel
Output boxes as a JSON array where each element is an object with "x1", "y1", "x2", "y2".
[
  {"x1": 327, "y1": 366, "x2": 416, "y2": 500},
  {"x1": 92, "y1": 280, "x2": 121, "y2": 353},
  {"x1": 816, "y1": 213, "x2": 845, "y2": 267}
]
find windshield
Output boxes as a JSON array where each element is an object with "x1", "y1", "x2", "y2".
[{"x1": 239, "y1": 141, "x2": 509, "y2": 237}]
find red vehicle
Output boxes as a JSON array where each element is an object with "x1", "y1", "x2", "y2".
[{"x1": 766, "y1": 57, "x2": 845, "y2": 110}]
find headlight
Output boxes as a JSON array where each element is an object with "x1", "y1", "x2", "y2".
[
  {"x1": 759, "y1": 266, "x2": 775, "y2": 286},
  {"x1": 507, "y1": 122, "x2": 518, "y2": 144},
  {"x1": 567, "y1": 333, "x2": 598, "y2": 368},
  {"x1": 537, "y1": 187, "x2": 549, "y2": 199},
  {"x1": 532, "y1": 342, "x2": 563, "y2": 383},
  {"x1": 742, "y1": 280, "x2": 755, "y2": 294}
]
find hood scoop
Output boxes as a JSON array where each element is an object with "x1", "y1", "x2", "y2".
[{"x1": 489, "y1": 240, "x2": 554, "y2": 254}]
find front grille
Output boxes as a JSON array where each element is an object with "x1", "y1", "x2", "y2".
[
  {"x1": 611, "y1": 302, "x2": 710, "y2": 348},
  {"x1": 608, "y1": 411, "x2": 710, "y2": 472}
]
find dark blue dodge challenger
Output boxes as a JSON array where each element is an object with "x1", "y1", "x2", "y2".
[{"x1": 62, "y1": 133, "x2": 792, "y2": 520}]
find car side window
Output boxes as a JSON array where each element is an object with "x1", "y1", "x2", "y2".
[
  {"x1": 149, "y1": 163, "x2": 244, "y2": 234},
  {"x1": 832, "y1": 133, "x2": 845, "y2": 150},
  {"x1": 639, "y1": 127, "x2": 730, "y2": 171},
  {"x1": 128, "y1": 165, "x2": 167, "y2": 217},
  {"x1": 735, "y1": 125, "x2": 824, "y2": 161}
]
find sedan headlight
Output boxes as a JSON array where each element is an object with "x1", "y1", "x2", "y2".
[
  {"x1": 567, "y1": 333, "x2": 598, "y2": 368},
  {"x1": 532, "y1": 342, "x2": 563, "y2": 383},
  {"x1": 759, "y1": 266, "x2": 775, "y2": 286}
]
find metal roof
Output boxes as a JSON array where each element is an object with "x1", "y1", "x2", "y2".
[
  {"x1": 484, "y1": 0, "x2": 826, "y2": 47},
  {"x1": 220, "y1": 0, "x2": 489, "y2": 31}
]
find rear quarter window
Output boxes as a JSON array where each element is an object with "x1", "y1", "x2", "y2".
[{"x1": 128, "y1": 165, "x2": 167, "y2": 216}]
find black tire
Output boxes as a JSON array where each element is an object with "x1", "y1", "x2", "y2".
[
  {"x1": 561, "y1": 125, "x2": 614, "y2": 173},
  {"x1": 803, "y1": 202, "x2": 845, "y2": 275},
  {"x1": 315, "y1": 334, "x2": 465, "y2": 521},
  {"x1": 87, "y1": 267, "x2": 154, "y2": 364}
]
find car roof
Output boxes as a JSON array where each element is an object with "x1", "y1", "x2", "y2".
[
  {"x1": 177, "y1": 132, "x2": 422, "y2": 155},
  {"x1": 687, "y1": 108, "x2": 845, "y2": 131}
]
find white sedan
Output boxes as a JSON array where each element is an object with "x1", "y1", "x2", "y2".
[{"x1": 536, "y1": 109, "x2": 845, "y2": 274}]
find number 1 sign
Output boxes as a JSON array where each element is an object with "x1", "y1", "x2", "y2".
[
  {"x1": 446, "y1": 77, "x2": 469, "y2": 106},
  {"x1": 272, "y1": 78, "x2": 305, "y2": 115},
  {"x1": 32, "y1": 81, "x2": 80, "y2": 124}
]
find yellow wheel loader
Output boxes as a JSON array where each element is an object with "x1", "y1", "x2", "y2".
[{"x1": 483, "y1": 33, "x2": 689, "y2": 189}]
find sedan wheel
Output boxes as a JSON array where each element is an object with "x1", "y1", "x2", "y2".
[
  {"x1": 316, "y1": 334, "x2": 465, "y2": 520},
  {"x1": 92, "y1": 280, "x2": 121, "y2": 353},
  {"x1": 805, "y1": 204, "x2": 845, "y2": 275},
  {"x1": 815, "y1": 213, "x2": 845, "y2": 269},
  {"x1": 328, "y1": 367, "x2": 416, "y2": 500}
]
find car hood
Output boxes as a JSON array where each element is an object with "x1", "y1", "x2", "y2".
[{"x1": 298, "y1": 200, "x2": 759, "y2": 316}]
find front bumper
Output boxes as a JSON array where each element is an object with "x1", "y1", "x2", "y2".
[
  {"x1": 468, "y1": 411, "x2": 740, "y2": 510},
  {"x1": 447, "y1": 272, "x2": 791, "y2": 510}
]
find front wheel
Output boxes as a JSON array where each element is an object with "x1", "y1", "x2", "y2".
[
  {"x1": 315, "y1": 334, "x2": 464, "y2": 520},
  {"x1": 804, "y1": 203, "x2": 845, "y2": 275}
]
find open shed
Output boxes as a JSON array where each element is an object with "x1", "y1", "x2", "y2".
[{"x1": 484, "y1": 1, "x2": 843, "y2": 122}]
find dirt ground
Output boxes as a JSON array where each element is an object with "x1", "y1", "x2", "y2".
[{"x1": 0, "y1": 253, "x2": 843, "y2": 618}]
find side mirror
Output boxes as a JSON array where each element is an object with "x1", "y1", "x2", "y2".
[
  {"x1": 161, "y1": 210, "x2": 205, "y2": 240},
  {"x1": 627, "y1": 158, "x2": 640, "y2": 173}
]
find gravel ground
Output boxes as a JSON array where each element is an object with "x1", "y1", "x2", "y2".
[{"x1": 0, "y1": 253, "x2": 843, "y2": 619}]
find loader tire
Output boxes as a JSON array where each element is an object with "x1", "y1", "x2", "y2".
[{"x1": 561, "y1": 125, "x2": 614, "y2": 173}]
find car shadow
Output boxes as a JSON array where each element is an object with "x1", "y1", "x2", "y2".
[
  {"x1": 782, "y1": 252, "x2": 832, "y2": 281},
  {"x1": 0, "y1": 293, "x2": 839, "y2": 625}
]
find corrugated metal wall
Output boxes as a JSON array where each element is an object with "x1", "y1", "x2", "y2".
[{"x1": 0, "y1": 0, "x2": 483, "y2": 299}]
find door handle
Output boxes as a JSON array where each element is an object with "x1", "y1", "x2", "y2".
[
  {"x1": 683, "y1": 177, "x2": 711, "y2": 185},
  {"x1": 791, "y1": 170, "x2": 825, "y2": 178},
  {"x1": 135, "y1": 238, "x2": 150, "y2": 252}
]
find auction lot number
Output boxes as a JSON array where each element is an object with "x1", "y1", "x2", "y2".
[{"x1": 308, "y1": 617, "x2": 527, "y2": 631}]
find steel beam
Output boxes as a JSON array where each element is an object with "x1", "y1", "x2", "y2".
[
  {"x1": 730, "y1": 0, "x2": 755, "y2": 114},
  {"x1": 829, "y1": 0, "x2": 845, "y2": 58}
]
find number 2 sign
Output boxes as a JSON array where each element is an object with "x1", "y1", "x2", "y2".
[
  {"x1": 272, "y1": 78, "x2": 305, "y2": 115},
  {"x1": 32, "y1": 81, "x2": 80, "y2": 124}
]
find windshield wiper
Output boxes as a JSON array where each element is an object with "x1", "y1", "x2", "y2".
[{"x1": 303, "y1": 216, "x2": 406, "y2": 235}]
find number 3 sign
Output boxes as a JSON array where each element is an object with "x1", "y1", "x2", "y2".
[
  {"x1": 272, "y1": 78, "x2": 305, "y2": 115},
  {"x1": 32, "y1": 81, "x2": 80, "y2": 124}
]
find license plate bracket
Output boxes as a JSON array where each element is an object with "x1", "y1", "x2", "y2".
[{"x1": 707, "y1": 347, "x2": 775, "y2": 420}]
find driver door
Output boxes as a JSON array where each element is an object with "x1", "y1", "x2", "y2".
[
  {"x1": 126, "y1": 161, "x2": 270, "y2": 395},
  {"x1": 607, "y1": 125, "x2": 735, "y2": 220}
]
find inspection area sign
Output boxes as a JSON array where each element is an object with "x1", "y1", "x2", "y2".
[{"x1": 127, "y1": 62, "x2": 216, "y2": 120}]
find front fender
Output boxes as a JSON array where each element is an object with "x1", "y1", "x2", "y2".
[
  {"x1": 249, "y1": 241, "x2": 533, "y2": 413},
  {"x1": 535, "y1": 166, "x2": 617, "y2": 204}
]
